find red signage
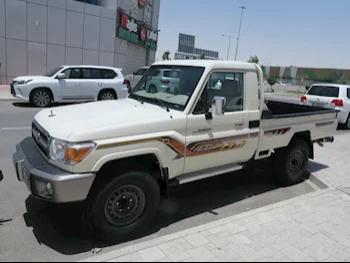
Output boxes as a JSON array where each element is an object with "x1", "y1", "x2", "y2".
[
  {"x1": 140, "y1": 27, "x2": 146, "y2": 41},
  {"x1": 116, "y1": 9, "x2": 158, "y2": 50},
  {"x1": 121, "y1": 14, "x2": 128, "y2": 28},
  {"x1": 138, "y1": 0, "x2": 146, "y2": 7}
]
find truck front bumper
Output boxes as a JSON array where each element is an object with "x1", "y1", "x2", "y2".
[{"x1": 13, "y1": 137, "x2": 96, "y2": 203}]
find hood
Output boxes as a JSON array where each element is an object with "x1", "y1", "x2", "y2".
[
  {"x1": 33, "y1": 99, "x2": 181, "y2": 141},
  {"x1": 13, "y1": 76, "x2": 51, "y2": 82}
]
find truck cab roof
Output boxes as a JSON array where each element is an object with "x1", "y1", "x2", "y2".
[{"x1": 153, "y1": 60, "x2": 257, "y2": 71}]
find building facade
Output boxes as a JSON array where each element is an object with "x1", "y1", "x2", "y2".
[
  {"x1": 0, "y1": 0, "x2": 160, "y2": 84},
  {"x1": 174, "y1": 33, "x2": 219, "y2": 60}
]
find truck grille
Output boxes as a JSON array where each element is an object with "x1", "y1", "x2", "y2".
[
  {"x1": 10, "y1": 83, "x2": 15, "y2": 95},
  {"x1": 32, "y1": 121, "x2": 50, "y2": 157}
]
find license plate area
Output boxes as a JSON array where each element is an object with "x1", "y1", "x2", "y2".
[{"x1": 312, "y1": 102, "x2": 327, "y2": 108}]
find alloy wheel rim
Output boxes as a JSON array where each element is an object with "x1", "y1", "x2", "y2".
[
  {"x1": 34, "y1": 92, "x2": 50, "y2": 107},
  {"x1": 101, "y1": 93, "x2": 115, "y2": 100}
]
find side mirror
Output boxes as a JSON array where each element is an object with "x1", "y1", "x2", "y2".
[
  {"x1": 211, "y1": 96, "x2": 226, "y2": 116},
  {"x1": 57, "y1": 73, "x2": 66, "y2": 80}
]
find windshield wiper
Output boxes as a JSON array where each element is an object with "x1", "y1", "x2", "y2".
[
  {"x1": 151, "y1": 97, "x2": 170, "y2": 112},
  {"x1": 130, "y1": 94, "x2": 144, "y2": 104}
]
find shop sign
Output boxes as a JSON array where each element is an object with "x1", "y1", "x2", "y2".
[
  {"x1": 116, "y1": 10, "x2": 158, "y2": 51},
  {"x1": 121, "y1": 14, "x2": 138, "y2": 34},
  {"x1": 138, "y1": 0, "x2": 146, "y2": 7}
]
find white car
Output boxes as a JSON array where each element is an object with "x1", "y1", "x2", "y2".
[
  {"x1": 141, "y1": 68, "x2": 181, "y2": 94},
  {"x1": 125, "y1": 66, "x2": 150, "y2": 92},
  {"x1": 10, "y1": 65, "x2": 129, "y2": 107},
  {"x1": 125, "y1": 67, "x2": 181, "y2": 94},
  {"x1": 301, "y1": 83, "x2": 350, "y2": 129}
]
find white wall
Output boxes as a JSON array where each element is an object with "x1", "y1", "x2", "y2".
[{"x1": 0, "y1": 0, "x2": 161, "y2": 84}]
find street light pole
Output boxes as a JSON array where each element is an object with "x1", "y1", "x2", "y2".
[
  {"x1": 234, "y1": 6, "x2": 247, "y2": 61},
  {"x1": 222, "y1": 35, "x2": 231, "y2": 60},
  {"x1": 222, "y1": 35, "x2": 237, "y2": 60}
]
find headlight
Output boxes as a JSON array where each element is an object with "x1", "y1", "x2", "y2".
[
  {"x1": 17, "y1": 79, "x2": 33, "y2": 85},
  {"x1": 49, "y1": 138, "x2": 96, "y2": 164}
]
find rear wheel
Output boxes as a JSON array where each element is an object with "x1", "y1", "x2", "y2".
[
  {"x1": 272, "y1": 139, "x2": 309, "y2": 186},
  {"x1": 30, "y1": 89, "x2": 52, "y2": 108},
  {"x1": 82, "y1": 170, "x2": 160, "y2": 242},
  {"x1": 126, "y1": 82, "x2": 132, "y2": 93},
  {"x1": 148, "y1": 85, "x2": 157, "y2": 94},
  {"x1": 98, "y1": 90, "x2": 117, "y2": 101},
  {"x1": 345, "y1": 114, "x2": 350, "y2": 129}
]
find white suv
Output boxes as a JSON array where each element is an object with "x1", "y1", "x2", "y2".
[
  {"x1": 11, "y1": 65, "x2": 129, "y2": 107},
  {"x1": 301, "y1": 83, "x2": 350, "y2": 128},
  {"x1": 140, "y1": 68, "x2": 181, "y2": 94},
  {"x1": 125, "y1": 66, "x2": 150, "y2": 92}
]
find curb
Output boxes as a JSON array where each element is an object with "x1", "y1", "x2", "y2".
[
  {"x1": 79, "y1": 185, "x2": 335, "y2": 262},
  {"x1": 0, "y1": 98, "x2": 19, "y2": 102}
]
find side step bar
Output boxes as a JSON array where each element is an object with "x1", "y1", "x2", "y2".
[{"x1": 169, "y1": 163, "x2": 244, "y2": 186}]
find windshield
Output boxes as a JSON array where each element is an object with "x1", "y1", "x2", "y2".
[
  {"x1": 45, "y1": 67, "x2": 63, "y2": 77},
  {"x1": 129, "y1": 65, "x2": 205, "y2": 111}
]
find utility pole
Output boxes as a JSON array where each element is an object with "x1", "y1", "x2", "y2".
[
  {"x1": 234, "y1": 6, "x2": 247, "y2": 61},
  {"x1": 222, "y1": 35, "x2": 235, "y2": 60}
]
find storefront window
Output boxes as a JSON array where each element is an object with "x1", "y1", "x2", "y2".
[{"x1": 75, "y1": 0, "x2": 99, "y2": 5}]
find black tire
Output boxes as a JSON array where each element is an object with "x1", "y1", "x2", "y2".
[
  {"x1": 344, "y1": 114, "x2": 350, "y2": 130},
  {"x1": 82, "y1": 170, "x2": 160, "y2": 242},
  {"x1": 272, "y1": 139, "x2": 309, "y2": 187},
  {"x1": 30, "y1": 89, "x2": 52, "y2": 108},
  {"x1": 148, "y1": 84, "x2": 157, "y2": 94},
  {"x1": 126, "y1": 82, "x2": 132, "y2": 93},
  {"x1": 98, "y1": 90, "x2": 117, "y2": 101}
]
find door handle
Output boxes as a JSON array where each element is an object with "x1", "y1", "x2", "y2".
[
  {"x1": 75, "y1": 83, "x2": 80, "y2": 86},
  {"x1": 98, "y1": 82, "x2": 103, "y2": 86}
]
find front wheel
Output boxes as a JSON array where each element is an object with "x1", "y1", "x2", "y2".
[
  {"x1": 82, "y1": 171, "x2": 160, "y2": 242},
  {"x1": 272, "y1": 139, "x2": 309, "y2": 187},
  {"x1": 30, "y1": 89, "x2": 52, "y2": 108}
]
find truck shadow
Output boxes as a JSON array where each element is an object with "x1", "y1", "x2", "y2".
[{"x1": 22, "y1": 161, "x2": 327, "y2": 256}]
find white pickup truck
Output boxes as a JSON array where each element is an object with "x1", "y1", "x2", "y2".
[{"x1": 12, "y1": 60, "x2": 338, "y2": 241}]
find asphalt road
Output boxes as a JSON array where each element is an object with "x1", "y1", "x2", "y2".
[{"x1": 0, "y1": 101, "x2": 348, "y2": 262}]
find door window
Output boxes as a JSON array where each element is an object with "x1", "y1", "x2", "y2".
[
  {"x1": 62, "y1": 68, "x2": 82, "y2": 79},
  {"x1": 194, "y1": 72, "x2": 244, "y2": 114},
  {"x1": 81, "y1": 68, "x2": 117, "y2": 79},
  {"x1": 101, "y1": 69, "x2": 117, "y2": 79},
  {"x1": 135, "y1": 69, "x2": 147, "y2": 76}
]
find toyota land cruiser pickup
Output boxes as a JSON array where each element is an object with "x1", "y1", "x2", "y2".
[{"x1": 12, "y1": 60, "x2": 338, "y2": 241}]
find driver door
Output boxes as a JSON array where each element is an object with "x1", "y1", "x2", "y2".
[
  {"x1": 57, "y1": 68, "x2": 83, "y2": 100},
  {"x1": 184, "y1": 71, "x2": 258, "y2": 173}
]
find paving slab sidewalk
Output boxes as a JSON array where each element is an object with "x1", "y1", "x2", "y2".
[
  {"x1": 0, "y1": 86, "x2": 17, "y2": 101},
  {"x1": 80, "y1": 133, "x2": 350, "y2": 262}
]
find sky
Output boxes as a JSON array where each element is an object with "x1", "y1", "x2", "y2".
[{"x1": 155, "y1": 0, "x2": 350, "y2": 69}]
